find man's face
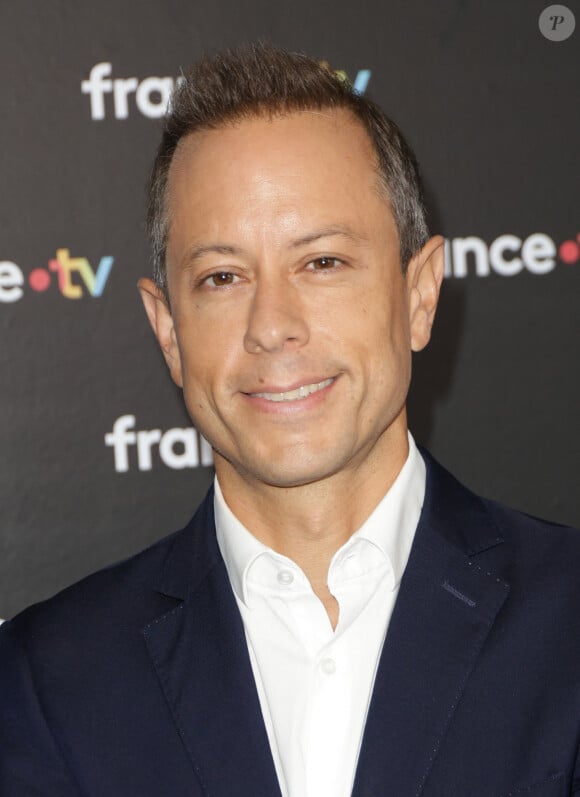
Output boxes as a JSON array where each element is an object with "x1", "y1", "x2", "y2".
[{"x1": 141, "y1": 109, "x2": 442, "y2": 490}]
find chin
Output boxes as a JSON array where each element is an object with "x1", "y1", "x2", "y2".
[{"x1": 233, "y1": 448, "x2": 350, "y2": 489}]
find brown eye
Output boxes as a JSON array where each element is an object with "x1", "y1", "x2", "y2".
[
  {"x1": 209, "y1": 272, "x2": 237, "y2": 286},
  {"x1": 308, "y1": 257, "x2": 340, "y2": 270}
]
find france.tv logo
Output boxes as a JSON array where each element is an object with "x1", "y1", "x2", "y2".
[
  {"x1": 0, "y1": 249, "x2": 114, "y2": 303},
  {"x1": 81, "y1": 62, "x2": 372, "y2": 120}
]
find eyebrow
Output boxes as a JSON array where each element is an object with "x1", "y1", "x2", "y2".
[
  {"x1": 182, "y1": 244, "x2": 243, "y2": 268},
  {"x1": 182, "y1": 225, "x2": 366, "y2": 268},
  {"x1": 287, "y1": 225, "x2": 367, "y2": 249}
]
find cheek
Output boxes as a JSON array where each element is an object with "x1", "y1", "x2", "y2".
[
  {"x1": 177, "y1": 317, "x2": 243, "y2": 404},
  {"x1": 174, "y1": 319, "x2": 217, "y2": 391},
  {"x1": 358, "y1": 298, "x2": 412, "y2": 391}
]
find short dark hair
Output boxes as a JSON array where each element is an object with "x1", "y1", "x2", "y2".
[{"x1": 147, "y1": 43, "x2": 429, "y2": 294}]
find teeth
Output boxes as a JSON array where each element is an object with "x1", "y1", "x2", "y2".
[{"x1": 253, "y1": 378, "x2": 334, "y2": 403}]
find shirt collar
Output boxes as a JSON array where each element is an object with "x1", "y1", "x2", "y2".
[
  {"x1": 332, "y1": 433, "x2": 425, "y2": 591},
  {"x1": 214, "y1": 432, "x2": 426, "y2": 607}
]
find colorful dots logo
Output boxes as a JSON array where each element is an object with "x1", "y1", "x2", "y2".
[
  {"x1": 0, "y1": 249, "x2": 114, "y2": 303},
  {"x1": 28, "y1": 268, "x2": 52, "y2": 292},
  {"x1": 558, "y1": 235, "x2": 580, "y2": 265}
]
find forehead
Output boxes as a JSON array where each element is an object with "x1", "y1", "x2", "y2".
[
  {"x1": 165, "y1": 108, "x2": 396, "y2": 253},
  {"x1": 171, "y1": 105, "x2": 377, "y2": 164}
]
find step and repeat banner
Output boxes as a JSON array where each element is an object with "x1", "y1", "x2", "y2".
[{"x1": 1, "y1": 1, "x2": 578, "y2": 618}]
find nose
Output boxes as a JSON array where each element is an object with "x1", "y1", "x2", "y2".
[{"x1": 243, "y1": 276, "x2": 309, "y2": 354}]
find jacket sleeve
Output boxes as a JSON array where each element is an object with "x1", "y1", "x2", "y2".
[{"x1": 0, "y1": 621, "x2": 80, "y2": 796}]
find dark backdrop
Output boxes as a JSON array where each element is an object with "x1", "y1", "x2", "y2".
[{"x1": 1, "y1": 0, "x2": 578, "y2": 618}]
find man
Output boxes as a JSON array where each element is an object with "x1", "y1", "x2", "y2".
[{"x1": 1, "y1": 44, "x2": 579, "y2": 797}]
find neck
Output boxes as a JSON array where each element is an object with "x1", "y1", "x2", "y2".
[{"x1": 215, "y1": 417, "x2": 410, "y2": 609}]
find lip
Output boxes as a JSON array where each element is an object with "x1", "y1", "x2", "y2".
[
  {"x1": 244, "y1": 376, "x2": 336, "y2": 396},
  {"x1": 241, "y1": 375, "x2": 338, "y2": 413}
]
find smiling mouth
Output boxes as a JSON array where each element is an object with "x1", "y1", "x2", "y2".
[{"x1": 249, "y1": 377, "x2": 335, "y2": 403}]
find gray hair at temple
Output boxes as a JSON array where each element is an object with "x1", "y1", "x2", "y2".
[{"x1": 147, "y1": 43, "x2": 430, "y2": 295}]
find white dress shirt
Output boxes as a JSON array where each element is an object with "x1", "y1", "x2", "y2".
[{"x1": 214, "y1": 433, "x2": 426, "y2": 797}]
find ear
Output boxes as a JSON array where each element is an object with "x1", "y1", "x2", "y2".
[
  {"x1": 406, "y1": 235, "x2": 445, "y2": 352},
  {"x1": 138, "y1": 278, "x2": 183, "y2": 387}
]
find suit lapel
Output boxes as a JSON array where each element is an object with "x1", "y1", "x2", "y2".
[
  {"x1": 143, "y1": 492, "x2": 281, "y2": 797},
  {"x1": 141, "y1": 454, "x2": 510, "y2": 797},
  {"x1": 352, "y1": 453, "x2": 510, "y2": 797}
]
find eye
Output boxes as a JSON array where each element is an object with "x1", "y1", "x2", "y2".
[
  {"x1": 306, "y1": 257, "x2": 342, "y2": 271},
  {"x1": 201, "y1": 271, "x2": 240, "y2": 288}
]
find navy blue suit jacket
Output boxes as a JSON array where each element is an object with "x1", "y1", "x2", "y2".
[{"x1": 1, "y1": 451, "x2": 580, "y2": 796}]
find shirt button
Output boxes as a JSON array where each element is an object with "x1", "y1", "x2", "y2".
[
  {"x1": 277, "y1": 569, "x2": 294, "y2": 586},
  {"x1": 320, "y1": 658, "x2": 336, "y2": 675}
]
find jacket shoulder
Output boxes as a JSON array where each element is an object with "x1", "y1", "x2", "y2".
[
  {"x1": 2, "y1": 488, "x2": 217, "y2": 655},
  {"x1": 421, "y1": 447, "x2": 580, "y2": 582}
]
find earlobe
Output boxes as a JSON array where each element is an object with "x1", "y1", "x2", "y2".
[
  {"x1": 407, "y1": 235, "x2": 445, "y2": 352},
  {"x1": 137, "y1": 278, "x2": 184, "y2": 387}
]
